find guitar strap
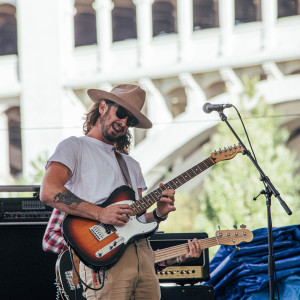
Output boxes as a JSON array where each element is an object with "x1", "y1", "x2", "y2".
[
  {"x1": 72, "y1": 251, "x2": 80, "y2": 286},
  {"x1": 115, "y1": 150, "x2": 147, "y2": 215},
  {"x1": 114, "y1": 151, "x2": 133, "y2": 188}
]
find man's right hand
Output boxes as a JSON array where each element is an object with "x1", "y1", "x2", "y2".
[{"x1": 98, "y1": 204, "x2": 134, "y2": 226}]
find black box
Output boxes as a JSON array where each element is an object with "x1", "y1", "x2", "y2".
[
  {"x1": 0, "y1": 223, "x2": 57, "y2": 300},
  {"x1": 149, "y1": 232, "x2": 210, "y2": 284},
  {"x1": 161, "y1": 284, "x2": 215, "y2": 300}
]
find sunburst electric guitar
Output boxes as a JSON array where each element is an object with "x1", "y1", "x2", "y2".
[{"x1": 62, "y1": 145, "x2": 244, "y2": 269}]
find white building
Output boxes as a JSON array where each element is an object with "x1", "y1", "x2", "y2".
[{"x1": 0, "y1": 0, "x2": 300, "y2": 190}]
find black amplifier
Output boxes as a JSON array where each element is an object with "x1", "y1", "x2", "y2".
[
  {"x1": 0, "y1": 186, "x2": 53, "y2": 223},
  {"x1": 0, "y1": 197, "x2": 53, "y2": 223},
  {"x1": 149, "y1": 232, "x2": 210, "y2": 284}
]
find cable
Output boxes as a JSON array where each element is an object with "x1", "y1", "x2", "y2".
[
  {"x1": 232, "y1": 105, "x2": 257, "y2": 161},
  {"x1": 68, "y1": 247, "x2": 106, "y2": 292},
  {"x1": 0, "y1": 113, "x2": 299, "y2": 132}
]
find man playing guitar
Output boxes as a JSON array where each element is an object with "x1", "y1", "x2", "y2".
[{"x1": 41, "y1": 84, "x2": 202, "y2": 300}]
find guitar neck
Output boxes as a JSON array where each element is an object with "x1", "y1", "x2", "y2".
[
  {"x1": 154, "y1": 237, "x2": 218, "y2": 263},
  {"x1": 131, "y1": 157, "x2": 215, "y2": 215}
]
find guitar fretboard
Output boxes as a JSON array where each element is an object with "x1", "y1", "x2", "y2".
[
  {"x1": 154, "y1": 237, "x2": 219, "y2": 263},
  {"x1": 131, "y1": 156, "x2": 215, "y2": 215}
]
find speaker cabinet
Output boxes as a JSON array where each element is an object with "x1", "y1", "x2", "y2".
[
  {"x1": 161, "y1": 285, "x2": 215, "y2": 300},
  {"x1": 0, "y1": 223, "x2": 57, "y2": 300}
]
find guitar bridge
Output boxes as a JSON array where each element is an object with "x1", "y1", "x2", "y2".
[{"x1": 90, "y1": 224, "x2": 110, "y2": 241}]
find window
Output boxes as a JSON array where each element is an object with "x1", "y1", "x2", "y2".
[
  {"x1": 235, "y1": 0, "x2": 261, "y2": 24},
  {"x1": 74, "y1": 2, "x2": 97, "y2": 47},
  {"x1": 193, "y1": 0, "x2": 219, "y2": 30},
  {"x1": 112, "y1": 6, "x2": 137, "y2": 42},
  {"x1": 153, "y1": 0, "x2": 176, "y2": 36},
  {"x1": 278, "y1": 0, "x2": 299, "y2": 18},
  {"x1": 0, "y1": 4, "x2": 17, "y2": 55},
  {"x1": 5, "y1": 107, "x2": 22, "y2": 177}
]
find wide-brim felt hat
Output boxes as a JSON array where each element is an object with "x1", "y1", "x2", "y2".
[{"x1": 87, "y1": 84, "x2": 152, "y2": 129}]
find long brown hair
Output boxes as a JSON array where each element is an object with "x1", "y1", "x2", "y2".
[{"x1": 83, "y1": 102, "x2": 132, "y2": 154}]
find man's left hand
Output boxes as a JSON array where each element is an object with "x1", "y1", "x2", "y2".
[
  {"x1": 182, "y1": 238, "x2": 202, "y2": 261},
  {"x1": 156, "y1": 183, "x2": 176, "y2": 217}
]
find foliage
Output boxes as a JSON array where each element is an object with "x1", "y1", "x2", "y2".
[
  {"x1": 8, "y1": 151, "x2": 48, "y2": 197},
  {"x1": 160, "y1": 77, "x2": 300, "y2": 259}
]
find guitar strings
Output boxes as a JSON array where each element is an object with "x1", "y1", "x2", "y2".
[
  {"x1": 131, "y1": 158, "x2": 215, "y2": 215},
  {"x1": 154, "y1": 236, "x2": 246, "y2": 263}
]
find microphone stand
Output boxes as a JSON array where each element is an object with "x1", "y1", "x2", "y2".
[{"x1": 218, "y1": 111, "x2": 292, "y2": 300}]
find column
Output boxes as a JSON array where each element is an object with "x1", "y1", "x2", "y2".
[
  {"x1": 262, "y1": 61, "x2": 283, "y2": 80},
  {"x1": 139, "y1": 77, "x2": 173, "y2": 134},
  {"x1": 178, "y1": 73, "x2": 206, "y2": 112},
  {"x1": 177, "y1": 0, "x2": 193, "y2": 62},
  {"x1": 17, "y1": 0, "x2": 68, "y2": 177},
  {"x1": 59, "y1": 0, "x2": 75, "y2": 78},
  {"x1": 219, "y1": 0, "x2": 235, "y2": 56},
  {"x1": 93, "y1": 0, "x2": 114, "y2": 71},
  {"x1": 133, "y1": 0, "x2": 154, "y2": 67},
  {"x1": 261, "y1": 0, "x2": 277, "y2": 50},
  {"x1": 219, "y1": 67, "x2": 242, "y2": 107}
]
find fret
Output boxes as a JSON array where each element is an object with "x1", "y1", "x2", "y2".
[{"x1": 129, "y1": 152, "x2": 243, "y2": 216}]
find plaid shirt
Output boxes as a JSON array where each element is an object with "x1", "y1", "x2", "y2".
[{"x1": 42, "y1": 208, "x2": 68, "y2": 254}]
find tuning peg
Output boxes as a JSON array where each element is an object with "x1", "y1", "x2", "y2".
[
  {"x1": 218, "y1": 225, "x2": 221, "y2": 230},
  {"x1": 240, "y1": 224, "x2": 246, "y2": 229},
  {"x1": 233, "y1": 225, "x2": 237, "y2": 229},
  {"x1": 234, "y1": 246, "x2": 240, "y2": 252},
  {"x1": 219, "y1": 148, "x2": 222, "y2": 153}
]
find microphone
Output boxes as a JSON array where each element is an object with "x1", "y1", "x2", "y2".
[{"x1": 202, "y1": 102, "x2": 233, "y2": 114}]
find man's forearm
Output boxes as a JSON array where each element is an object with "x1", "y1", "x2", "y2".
[{"x1": 41, "y1": 187, "x2": 102, "y2": 221}]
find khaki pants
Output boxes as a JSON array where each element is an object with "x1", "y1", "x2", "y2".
[{"x1": 79, "y1": 239, "x2": 160, "y2": 300}]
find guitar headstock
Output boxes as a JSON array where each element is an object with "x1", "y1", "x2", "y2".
[
  {"x1": 215, "y1": 226, "x2": 253, "y2": 246},
  {"x1": 211, "y1": 144, "x2": 244, "y2": 163}
]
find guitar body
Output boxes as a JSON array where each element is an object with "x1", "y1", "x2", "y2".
[
  {"x1": 55, "y1": 250, "x2": 87, "y2": 300},
  {"x1": 62, "y1": 185, "x2": 158, "y2": 269}
]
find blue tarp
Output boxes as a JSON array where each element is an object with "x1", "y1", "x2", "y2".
[{"x1": 203, "y1": 224, "x2": 300, "y2": 300}]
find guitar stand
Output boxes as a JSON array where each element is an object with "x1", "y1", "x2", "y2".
[
  {"x1": 217, "y1": 110, "x2": 292, "y2": 300},
  {"x1": 68, "y1": 247, "x2": 106, "y2": 292}
]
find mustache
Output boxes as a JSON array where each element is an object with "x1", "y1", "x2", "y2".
[{"x1": 113, "y1": 121, "x2": 125, "y2": 133}]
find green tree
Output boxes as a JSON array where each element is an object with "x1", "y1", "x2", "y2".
[
  {"x1": 14, "y1": 151, "x2": 49, "y2": 185},
  {"x1": 160, "y1": 76, "x2": 300, "y2": 258}
]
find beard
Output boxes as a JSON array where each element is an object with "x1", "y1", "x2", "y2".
[{"x1": 100, "y1": 110, "x2": 125, "y2": 142}]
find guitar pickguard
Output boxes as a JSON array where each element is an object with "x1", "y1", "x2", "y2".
[{"x1": 91, "y1": 200, "x2": 157, "y2": 258}]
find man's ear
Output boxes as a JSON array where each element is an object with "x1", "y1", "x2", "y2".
[{"x1": 98, "y1": 100, "x2": 107, "y2": 115}]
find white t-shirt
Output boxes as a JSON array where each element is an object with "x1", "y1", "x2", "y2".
[{"x1": 46, "y1": 136, "x2": 147, "y2": 206}]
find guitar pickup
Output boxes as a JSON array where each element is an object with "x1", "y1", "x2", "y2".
[{"x1": 95, "y1": 237, "x2": 125, "y2": 258}]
